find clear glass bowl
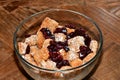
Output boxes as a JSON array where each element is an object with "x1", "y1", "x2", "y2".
[{"x1": 13, "y1": 9, "x2": 103, "y2": 80}]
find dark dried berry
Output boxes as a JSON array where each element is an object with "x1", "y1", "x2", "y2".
[
  {"x1": 24, "y1": 34, "x2": 31, "y2": 38},
  {"x1": 49, "y1": 52, "x2": 59, "y2": 58},
  {"x1": 78, "y1": 46, "x2": 92, "y2": 60},
  {"x1": 56, "y1": 60, "x2": 70, "y2": 68},
  {"x1": 47, "y1": 41, "x2": 69, "y2": 52},
  {"x1": 56, "y1": 61, "x2": 63, "y2": 68},
  {"x1": 67, "y1": 32, "x2": 75, "y2": 39},
  {"x1": 67, "y1": 28, "x2": 86, "y2": 39},
  {"x1": 49, "y1": 52, "x2": 63, "y2": 63},
  {"x1": 40, "y1": 28, "x2": 54, "y2": 39},
  {"x1": 48, "y1": 41, "x2": 61, "y2": 52},
  {"x1": 62, "y1": 60, "x2": 70, "y2": 66},
  {"x1": 84, "y1": 34, "x2": 91, "y2": 47},
  {"x1": 65, "y1": 24, "x2": 75, "y2": 29},
  {"x1": 47, "y1": 44, "x2": 59, "y2": 52},
  {"x1": 26, "y1": 45, "x2": 30, "y2": 54},
  {"x1": 52, "y1": 55, "x2": 63, "y2": 62},
  {"x1": 75, "y1": 28, "x2": 86, "y2": 36},
  {"x1": 54, "y1": 27, "x2": 67, "y2": 35},
  {"x1": 56, "y1": 42, "x2": 64, "y2": 49}
]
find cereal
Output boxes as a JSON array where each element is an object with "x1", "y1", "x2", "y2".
[
  {"x1": 30, "y1": 46, "x2": 38, "y2": 56},
  {"x1": 33, "y1": 50, "x2": 42, "y2": 64},
  {"x1": 24, "y1": 54, "x2": 37, "y2": 66},
  {"x1": 18, "y1": 42, "x2": 28, "y2": 54},
  {"x1": 40, "y1": 59, "x2": 56, "y2": 69},
  {"x1": 59, "y1": 49, "x2": 67, "y2": 59},
  {"x1": 39, "y1": 48, "x2": 49, "y2": 60},
  {"x1": 58, "y1": 25, "x2": 63, "y2": 28},
  {"x1": 25, "y1": 35, "x2": 37, "y2": 46},
  {"x1": 60, "y1": 66, "x2": 73, "y2": 74},
  {"x1": 66, "y1": 28, "x2": 75, "y2": 34},
  {"x1": 66, "y1": 51, "x2": 79, "y2": 61},
  {"x1": 38, "y1": 17, "x2": 59, "y2": 33},
  {"x1": 37, "y1": 31, "x2": 45, "y2": 48},
  {"x1": 18, "y1": 17, "x2": 98, "y2": 70},
  {"x1": 68, "y1": 36, "x2": 85, "y2": 52},
  {"x1": 42, "y1": 39, "x2": 52, "y2": 48},
  {"x1": 90, "y1": 40, "x2": 98, "y2": 53},
  {"x1": 55, "y1": 33, "x2": 66, "y2": 42},
  {"x1": 54, "y1": 72, "x2": 64, "y2": 77},
  {"x1": 83, "y1": 52, "x2": 95, "y2": 63},
  {"x1": 33, "y1": 48, "x2": 49, "y2": 64},
  {"x1": 60, "y1": 66, "x2": 71, "y2": 70},
  {"x1": 70, "y1": 59, "x2": 83, "y2": 67}
]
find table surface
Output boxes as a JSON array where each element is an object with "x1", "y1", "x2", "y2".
[{"x1": 0, "y1": 0, "x2": 120, "y2": 80}]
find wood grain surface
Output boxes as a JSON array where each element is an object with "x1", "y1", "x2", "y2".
[{"x1": 0, "y1": 0, "x2": 120, "y2": 80}]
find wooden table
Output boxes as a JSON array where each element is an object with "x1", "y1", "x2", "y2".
[{"x1": 0, "y1": 0, "x2": 120, "y2": 80}]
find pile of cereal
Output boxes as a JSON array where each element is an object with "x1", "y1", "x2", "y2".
[{"x1": 18, "y1": 17, "x2": 98, "y2": 70}]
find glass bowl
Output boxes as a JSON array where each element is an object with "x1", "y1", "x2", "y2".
[{"x1": 13, "y1": 9, "x2": 103, "y2": 80}]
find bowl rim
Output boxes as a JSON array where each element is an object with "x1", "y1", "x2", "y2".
[{"x1": 13, "y1": 9, "x2": 103, "y2": 72}]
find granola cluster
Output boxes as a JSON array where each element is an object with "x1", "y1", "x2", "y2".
[{"x1": 18, "y1": 17, "x2": 98, "y2": 70}]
